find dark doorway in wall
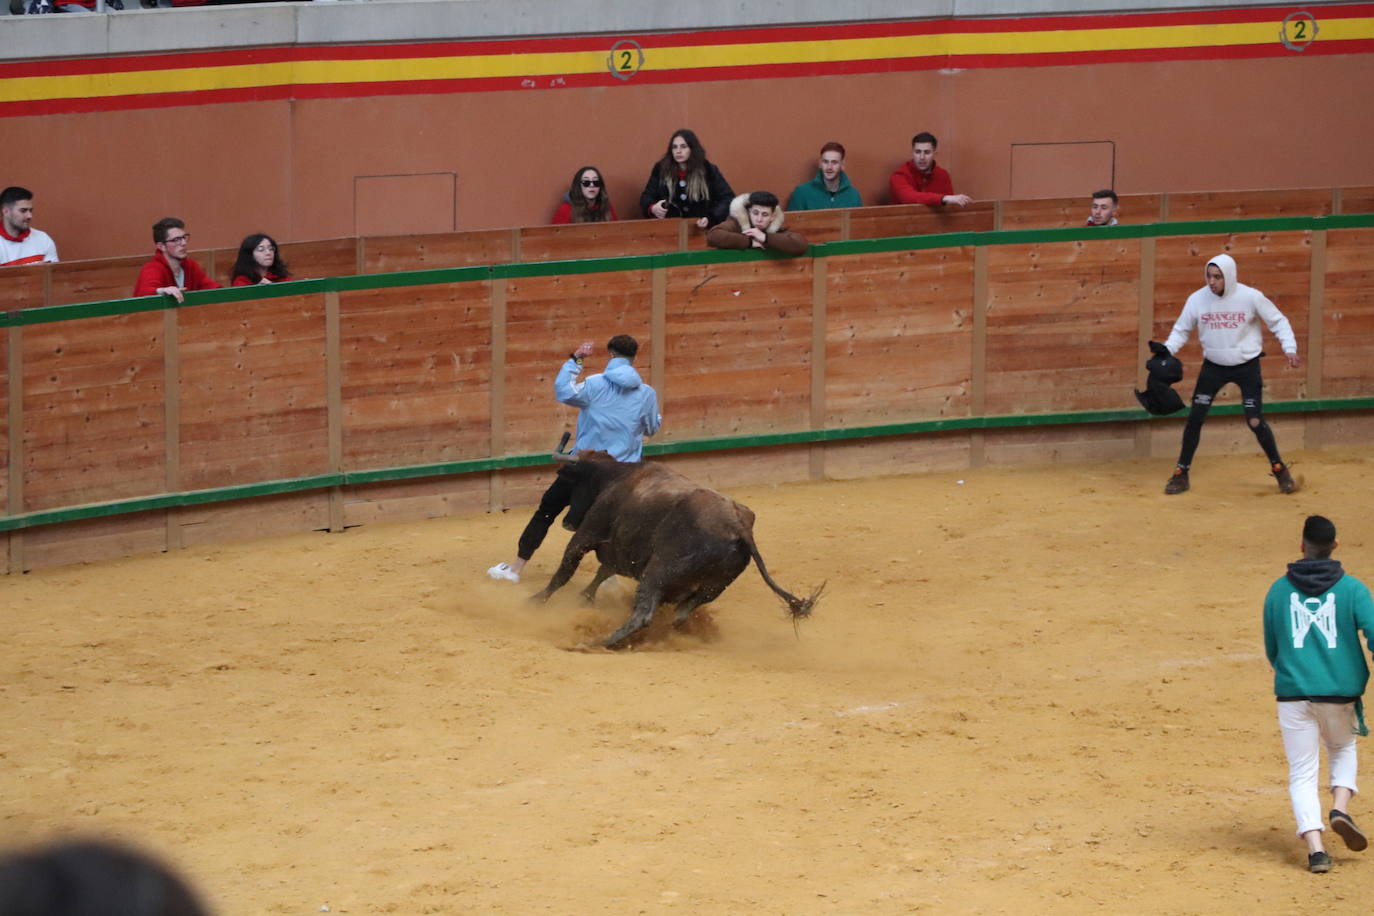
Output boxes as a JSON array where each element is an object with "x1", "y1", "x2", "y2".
[
  {"x1": 1009, "y1": 141, "x2": 1114, "y2": 199},
  {"x1": 354, "y1": 172, "x2": 458, "y2": 236}
]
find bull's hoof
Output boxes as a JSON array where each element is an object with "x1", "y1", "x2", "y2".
[{"x1": 527, "y1": 591, "x2": 550, "y2": 604}]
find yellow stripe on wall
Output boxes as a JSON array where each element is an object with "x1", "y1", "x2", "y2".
[{"x1": 2, "y1": 16, "x2": 1371, "y2": 105}]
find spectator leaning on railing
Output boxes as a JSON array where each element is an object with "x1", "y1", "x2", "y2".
[
  {"x1": 0, "y1": 186, "x2": 59, "y2": 266},
  {"x1": 889, "y1": 131, "x2": 972, "y2": 208},
  {"x1": 706, "y1": 191, "x2": 808, "y2": 255},
  {"x1": 133, "y1": 217, "x2": 221, "y2": 303}
]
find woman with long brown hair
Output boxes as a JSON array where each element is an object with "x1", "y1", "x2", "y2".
[
  {"x1": 638, "y1": 128, "x2": 734, "y2": 229},
  {"x1": 552, "y1": 165, "x2": 617, "y2": 224}
]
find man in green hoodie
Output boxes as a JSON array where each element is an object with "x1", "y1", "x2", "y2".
[
  {"x1": 1265, "y1": 515, "x2": 1374, "y2": 872},
  {"x1": 786, "y1": 142, "x2": 862, "y2": 211}
]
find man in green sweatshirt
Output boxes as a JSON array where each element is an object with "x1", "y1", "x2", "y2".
[{"x1": 1265, "y1": 515, "x2": 1374, "y2": 872}]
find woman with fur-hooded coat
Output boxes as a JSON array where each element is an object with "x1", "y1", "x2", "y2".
[{"x1": 705, "y1": 192, "x2": 808, "y2": 255}]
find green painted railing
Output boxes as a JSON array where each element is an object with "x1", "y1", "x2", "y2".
[
  {"x1": 3, "y1": 397, "x2": 1371, "y2": 534},
  {"x1": 5, "y1": 212, "x2": 1373, "y2": 328}
]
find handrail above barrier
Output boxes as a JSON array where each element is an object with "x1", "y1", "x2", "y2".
[
  {"x1": 5, "y1": 211, "x2": 1374, "y2": 328},
  {"x1": 3, "y1": 396, "x2": 1372, "y2": 535}
]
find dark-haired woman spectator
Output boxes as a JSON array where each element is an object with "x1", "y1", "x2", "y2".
[
  {"x1": 229, "y1": 233, "x2": 291, "y2": 286},
  {"x1": 638, "y1": 129, "x2": 734, "y2": 229},
  {"x1": 552, "y1": 166, "x2": 618, "y2": 224}
]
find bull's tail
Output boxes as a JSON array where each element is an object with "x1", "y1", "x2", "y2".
[{"x1": 743, "y1": 534, "x2": 823, "y2": 622}]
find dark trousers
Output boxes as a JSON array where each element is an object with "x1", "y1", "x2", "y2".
[
  {"x1": 516, "y1": 475, "x2": 575, "y2": 561},
  {"x1": 1177, "y1": 356, "x2": 1282, "y2": 469}
]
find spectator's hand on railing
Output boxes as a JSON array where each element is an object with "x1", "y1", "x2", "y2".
[
  {"x1": 156, "y1": 286, "x2": 185, "y2": 303},
  {"x1": 942, "y1": 194, "x2": 973, "y2": 207}
]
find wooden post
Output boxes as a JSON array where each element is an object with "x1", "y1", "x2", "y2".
[
  {"x1": 489, "y1": 277, "x2": 507, "y2": 512},
  {"x1": 809, "y1": 259, "x2": 827, "y2": 480},
  {"x1": 355, "y1": 237, "x2": 366, "y2": 276},
  {"x1": 650, "y1": 268, "x2": 666, "y2": 398},
  {"x1": 992, "y1": 199, "x2": 1003, "y2": 232},
  {"x1": 677, "y1": 220, "x2": 689, "y2": 252},
  {"x1": 325, "y1": 290, "x2": 345, "y2": 531},
  {"x1": 1306, "y1": 230, "x2": 1327, "y2": 449},
  {"x1": 1159, "y1": 194, "x2": 1170, "y2": 222},
  {"x1": 510, "y1": 227, "x2": 522, "y2": 263},
  {"x1": 162, "y1": 309, "x2": 183, "y2": 550},
  {"x1": 1332, "y1": 187, "x2": 1343, "y2": 215},
  {"x1": 42, "y1": 262, "x2": 53, "y2": 309},
  {"x1": 839, "y1": 209, "x2": 851, "y2": 241},
  {"x1": 7, "y1": 324, "x2": 23, "y2": 573},
  {"x1": 969, "y1": 247, "x2": 988, "y2": 467},
  {"x1": 1135, "y1": 238, "x2": 1157, "y2": 458}
]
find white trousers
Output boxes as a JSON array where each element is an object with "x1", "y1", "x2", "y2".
[{"x1": 1278, "y1": 700, "x2": 1360, "y2": 836}]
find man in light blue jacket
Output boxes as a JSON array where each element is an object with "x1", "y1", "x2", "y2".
[{"x1": 488, "y1": 334, "x2": 661, "y2": 583}]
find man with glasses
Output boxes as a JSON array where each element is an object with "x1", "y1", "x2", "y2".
[{"x1": 133, "y1": 217, "x2": 221, "y2": 301}]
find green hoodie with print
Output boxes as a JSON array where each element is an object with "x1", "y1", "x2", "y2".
[{"x1": 1264, "y1": 558, "x2": 1374, "y2": 701}]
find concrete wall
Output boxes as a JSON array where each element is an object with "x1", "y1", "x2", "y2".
[{"x1": 0, "y1": 1, "x2": 1333, "y2": 57}]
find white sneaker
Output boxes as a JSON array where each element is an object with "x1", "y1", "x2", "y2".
[{"x1": 487, "y1": 562, "x2": 520, "y2": 583}]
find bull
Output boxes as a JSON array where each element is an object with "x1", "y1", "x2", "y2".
[{"x1": 529, "y1": 449, "x2": 822, "y2": 649}]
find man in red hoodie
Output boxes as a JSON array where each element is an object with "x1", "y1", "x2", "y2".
[
  {"x1": 132, "y1": 217, "x2": 221, "y2": 302},
  {"x1": 889, "y1": 132, "x2": 973, "y2": 208}
]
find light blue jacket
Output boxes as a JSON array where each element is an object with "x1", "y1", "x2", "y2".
[{"x1": 555, "y1": 356, "x2": 661, "y2": 462}]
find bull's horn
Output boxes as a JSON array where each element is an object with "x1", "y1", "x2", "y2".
[{"x1": 551, "y1": 450, "x2": 579, "y2": 463}]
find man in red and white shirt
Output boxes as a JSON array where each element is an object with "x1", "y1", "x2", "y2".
[{"x1": 1, "y1": 186, "x2": 59, "y2": 267}]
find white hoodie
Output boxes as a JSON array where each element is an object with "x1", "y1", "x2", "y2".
[{"x1": 1165, "y1": 253, "x2": 1296, "y2": 366}]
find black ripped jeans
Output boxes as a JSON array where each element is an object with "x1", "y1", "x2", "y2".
[{"x1": 1176, "y1": 356, "x2": 1282, "y2": 469}]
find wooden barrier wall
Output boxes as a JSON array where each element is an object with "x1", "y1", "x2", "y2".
[
  {"x1": 4, "y1": 186, "x2": 1372, "y2": 313},
  {"x1": 4, "y1": 216, "x2": 1374, "y2": 573}
]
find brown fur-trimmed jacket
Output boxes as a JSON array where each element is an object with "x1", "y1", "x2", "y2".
[{"x1": 705, "y1": 194, "x2": 809, "y2": 256}]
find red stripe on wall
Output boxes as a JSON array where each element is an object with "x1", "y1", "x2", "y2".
[
  {"x1": 2, "y1": 34, "x2": 1369, "y2": 119},
  {"x1": 4, "y1": 3, "x2": 1370, "y2": 80}
]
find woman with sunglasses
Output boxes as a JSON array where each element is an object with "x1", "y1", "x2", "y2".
[
  {"x1": 638, "y1": 128, "x2": 734, "y2": 229},
  {"x1": 552, "y1": 166, "x2": 618, "y2": 224},
  {"x1": 229, "y1": 232, "x2": 292, "y2": 286}
]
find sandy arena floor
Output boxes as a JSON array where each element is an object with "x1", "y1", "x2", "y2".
[{"x1": 4, "y1": 448, "x2": 1374, "y2": 914}]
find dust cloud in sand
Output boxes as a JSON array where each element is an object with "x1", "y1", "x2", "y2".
[{"x1": 4, "y1": 448, "x2": 1373, "y2": 913}]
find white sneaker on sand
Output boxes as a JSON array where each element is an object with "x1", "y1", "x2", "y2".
[{"x1": 487, "y1": 562, "x2": 520, "y2": 583}]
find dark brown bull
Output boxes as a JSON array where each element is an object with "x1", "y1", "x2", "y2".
[{"x1": 529, "y1": 450, "x2": 821, "y2": 648}]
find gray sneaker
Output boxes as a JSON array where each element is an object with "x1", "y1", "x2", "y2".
[
  {"x1": 1331, "y1": 809, "x2": 1368, "y2": 852},
  {"x1": 1308, "y1": 850, "x2": 1332, "y2": 873}
]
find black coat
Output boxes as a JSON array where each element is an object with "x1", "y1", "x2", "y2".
[
  {"x1": 1134, "y1": 340, "x2": 1186, "y2": 415},
  {"x1": 639, "y1": 160, "x2": 734, "y2": 223}
]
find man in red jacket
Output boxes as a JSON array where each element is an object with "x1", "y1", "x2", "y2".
[
  {"x1": 132, "y1": 217, "x2": 221, "y2": 302},
  {"x1": 889, "y1": 132, "x2": 973, "y2": 208}
]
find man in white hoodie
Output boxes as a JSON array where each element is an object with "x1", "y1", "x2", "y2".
[{"x1": 1161, "y1": 253, "x2": 1302, "y2": 494}]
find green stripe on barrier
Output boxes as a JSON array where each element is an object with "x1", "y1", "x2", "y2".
[
  {"x1": 7, "y1": 213, "x2": 1374, "y2": 327},
  {"x1": 330, "y1": 265, "x2": 491, "y2": 291},
  {"x1": 5, "y1": 396, "x2": 1371, "y2": 535}
]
